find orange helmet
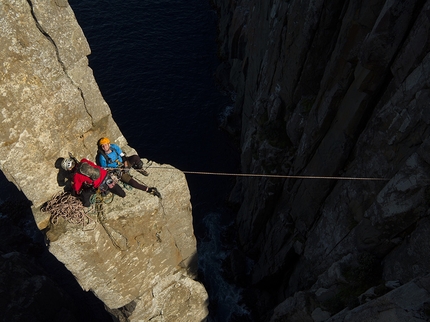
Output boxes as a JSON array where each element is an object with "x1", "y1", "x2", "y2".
[{"x1": 99, "y1": 137, "x2": 110, "y2": 145}]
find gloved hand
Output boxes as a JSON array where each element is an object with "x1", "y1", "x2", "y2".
[{"x1": 147, "y1": 187, "x2": 161, "y2": 198}]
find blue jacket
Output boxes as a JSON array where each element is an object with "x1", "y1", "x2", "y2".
[{"x1": 97, "y1": 144, "x2": 124, "y2": 168}]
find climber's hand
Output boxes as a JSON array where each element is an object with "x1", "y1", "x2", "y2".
[{"x1": 147, "y1": 187, "x2": 161, "y2": 198}]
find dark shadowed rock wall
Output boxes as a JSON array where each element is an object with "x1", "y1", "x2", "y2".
[{"x1": 213, "y1": 0, "x2": 430, "y2": 320}]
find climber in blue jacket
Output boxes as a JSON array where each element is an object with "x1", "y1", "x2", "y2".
[
  {"x1": 96, "y1": 137, "x2": 161, "y2": 198},
  {"x1": 97, "y1": 137, "x2": 147, "y2": 174}
]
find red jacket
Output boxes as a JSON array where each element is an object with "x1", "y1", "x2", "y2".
[{"x1": 72, "y1": 159, "x2": 107, "y2": 193}]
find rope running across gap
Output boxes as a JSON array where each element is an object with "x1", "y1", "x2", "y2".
[{"x1": 149, "y1": 167, "x2": 389, "y2": 181}]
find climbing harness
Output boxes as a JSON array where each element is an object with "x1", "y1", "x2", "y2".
[
  {"x1": 106, "y1": 168, "x2": 134, "y2": 190},
  {"x1": 41, "y1": 192, "x2": 96, "y2": 230},
  {"x1": 89, "y1": 189, "x2": 114, "y2": 206},
  {"x1": 103, "y1": 159, "x2": 151, "y2": 175},
  {"x1": 102, "y1": 166, "x2": 156, "y2": 192}
]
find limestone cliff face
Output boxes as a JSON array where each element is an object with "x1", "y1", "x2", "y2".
[
  {"x1": 215, "y1": 0, "x2": 430, "y2": 320},
  {"x1": 0, "y1": 1, "x2": 207, "y2": 321}
]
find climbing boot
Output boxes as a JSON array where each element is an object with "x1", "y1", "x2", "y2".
[
  {"x1": 136, "y1": 168, "x2": 149, "y2": 176},
  {"x1": 147, "y1": 187, "x2": 162, "y2": 198}
]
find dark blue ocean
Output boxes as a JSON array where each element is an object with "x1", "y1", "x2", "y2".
[
  {"x1": 67, "y1": 0, "x2": 240, "y2": 231},
  {"x1": 1, "y1": 0, "x2": 246, "y2": 321},
  {"x1": 67, "y1": 1, "x2": 245, "y2": 320},
  {"x1": 0, "y1": 1, "x2": 244, "y2": 320}
]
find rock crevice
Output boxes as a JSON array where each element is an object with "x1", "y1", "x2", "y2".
[
  {"x1": 214, "y1": 0, "x2": 430, "y2": 320},
  {"x1": 0, "y1": 1, "x2": 208, "y2": 321}
]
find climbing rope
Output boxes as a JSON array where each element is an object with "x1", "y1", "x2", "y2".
[
  {"x1": 91, "y1": 190, "x2": 129, "y2": 251},
  {"x1": 106, "y1": 168, "x2": 134, "y2": 190},
  {"x1": 41, "y1": 190, "x2": 127, "y2": 249},
  {"x1": 149, "y1": 167, "x2": 389, "y2": 181},
  {"x1": 89, "y1": 190, "x2": 114, "y2": 206},
  {"x1": 41, "y1": 192, "x2": 96, "y2": 229}
]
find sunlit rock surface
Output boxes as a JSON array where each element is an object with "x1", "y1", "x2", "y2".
[{"x1": 0, "y1": 1, "x2": 208, "y2": 320}]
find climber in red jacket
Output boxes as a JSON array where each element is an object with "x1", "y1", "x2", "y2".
[{"x1": 61, "y1": 157, "x2": 125, "y2": 207}]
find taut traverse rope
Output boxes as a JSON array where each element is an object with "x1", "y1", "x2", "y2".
[
  {"x1": 43, "y1": 161, "x2": 385, "y2": 247},
  {"x1": 149, "y1": 167, "x2": 389, "y2": 181}
]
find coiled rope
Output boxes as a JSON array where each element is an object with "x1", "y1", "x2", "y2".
[
  {"x1": 41, "y1": 192, "x2": 95, "y2": 229},
  {"x1": 42, "y1": 190, "x2": 128, "y2": 250}
]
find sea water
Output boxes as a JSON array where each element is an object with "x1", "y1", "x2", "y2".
[
  {"x1": 68, "y1": 0, "x2": 245, "y2": 320},
  {"x1": 0, "y1": 1, "x2": 244, "y2": 320}
]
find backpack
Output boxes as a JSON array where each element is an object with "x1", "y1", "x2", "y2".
[{"x1": 78, "y1": 162, "x2": 100, "y2": 180}]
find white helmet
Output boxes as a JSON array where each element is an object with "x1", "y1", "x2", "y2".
[{"x1": 61, "y1": 158, "x2": 75, "y2": 171}]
